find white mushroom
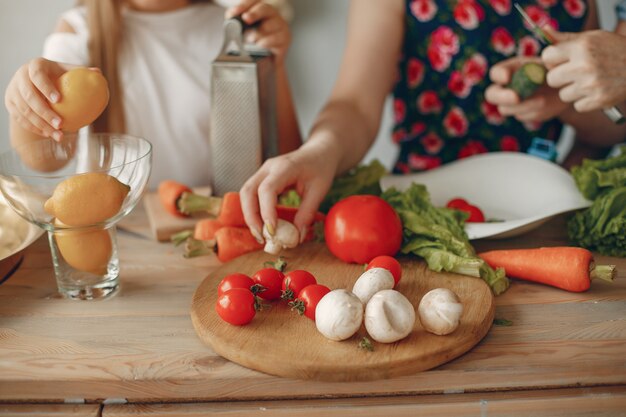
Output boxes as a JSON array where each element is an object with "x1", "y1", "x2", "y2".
[
  {"x1": 364, "y1": 289, "x2": 415, "y2": 343},
  {"x1": 315, "y1": 289, "x2": 363, "y2": 341},
  {"x1": 352, "y1": 267, "x2": 395, "y2": 304},
  {"x1": 418, "y1": 288, "x2": 464, "y2": 336},
  {"x1": 263, "y1": 219, "x2": 299, "y2": 255}
]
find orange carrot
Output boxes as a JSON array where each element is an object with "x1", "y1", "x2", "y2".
[
  {"x1": 214, "y1": 227, "x2": 263, "y2": 263},
  {"x1": 478, "y1": 247, "x2": 616, "y2": 292},
  {"x1": 217, "y1": 192, "x2": 245, "y2": 227},
  {"x1": 193, "y1": 218, "x2": 222, "y2": 241},
  {"x1": 158, "y1": 180, "x2": 192, "y2": 218}
]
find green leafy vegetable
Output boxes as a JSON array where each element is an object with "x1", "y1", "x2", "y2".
[
  {"x1": 382, "y1": 183, "x2": 509, "y2": 295},
  {"x1": 568, "y1": 186, "x2": 626, "y2": 257},
  {"x1": 571, "y1": 146, "x2": 626, "y2": 200},
  {"x1": 278, "y1": 189, "x2": 302, "y2": 208},
  {"x1": 319, "y1": 159, "x2": 386, "y2": 213}
]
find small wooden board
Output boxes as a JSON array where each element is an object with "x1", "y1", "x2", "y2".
[
  {"x1": 191, "y1": 243, "x2": 495, "y2": 382},
  {"x1": 143, "y1": 186, "x2": 212, "y2": 242}
]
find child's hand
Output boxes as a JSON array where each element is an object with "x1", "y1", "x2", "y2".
[
  {"x1": 485, "y1": 56, "x2": 570, "y2": 123},
  {"x1": 4, "y1": 58, "x2": 74, "y2": 141},
  {"x1": 225, "y1": 0, "x2": 292, "y2": 63}
]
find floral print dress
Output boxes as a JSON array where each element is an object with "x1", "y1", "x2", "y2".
[{"x1": 392, "y1": 0, "x2": 588, "y2": 174}]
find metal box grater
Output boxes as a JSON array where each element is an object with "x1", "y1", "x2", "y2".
[{"x1": 209, "y1": 17, "x2": 278, "y2": 195}]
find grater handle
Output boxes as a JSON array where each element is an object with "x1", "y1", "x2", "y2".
[{"x1": 219, "y1": 16, "x2": 261, "y2": 58}]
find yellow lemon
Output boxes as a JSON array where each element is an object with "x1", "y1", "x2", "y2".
[
  {"x1": 44, "y1": 172, "x2": 130, "y2": 227},
  {"x1": 50, "y1": 68, "x2": 109, "y2": 132},
  {"x1": 54, "y1": 220, "x2": 112, "y2": 275}
]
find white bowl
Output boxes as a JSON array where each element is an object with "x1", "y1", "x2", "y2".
[
  {"x1": 380, "y1": 152, "x2": 591, "y2": 240},
  {"x1": 0, "y1": 194, "x2": 43, "y2": 282}
]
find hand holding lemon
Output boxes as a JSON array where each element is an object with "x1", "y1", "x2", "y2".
[{"x1": 5, "y1": 59, "x2": 109, "y2": 140}]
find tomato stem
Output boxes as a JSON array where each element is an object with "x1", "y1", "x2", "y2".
[
  {"x1": 358, "y1": 337, "x2": 374, "y2": 352},
  {"x1": 288, "y1": 299, "x2": 305, "y2": 315}
]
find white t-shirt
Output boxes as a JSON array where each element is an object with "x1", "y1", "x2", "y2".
[{"x1": 42, "y1": 3, "x2": 226, "y2": 189}]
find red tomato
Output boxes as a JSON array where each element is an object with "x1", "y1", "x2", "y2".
[
  {"x1": 446, "y1": 198, "x2": 485, "y2": 223},
  {"x1": 446, "y1": 198, "x2": 470, "y2": 210},
  {"x1": 292, "y1": 284, "x2": 331, "y2": 321},
  {"x1": 367, "y1": 255, "x2": 402, "y2": 286},
  {"x1": 217, "y1": 273, "x2": 254, "y2": 297},
  {"x1": 215, "y1": 288, "x2": 256, "y2": 326},
  {"x1": 325, "y1": 195, "x2": 403, "y2": 264},
  {"x1": 251, "y1": 268, "x2": 285, "y2": 301},
  {"x1": 281, "y1": 270, "x2": 317, "y2": 301},
  {"x1": 465, "y1": 205, "x2": 485, "y2": 222}
]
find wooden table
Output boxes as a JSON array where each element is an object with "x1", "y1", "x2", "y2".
[{"x1": 1, "y1": 205, "x2": 625, "y2": 416}]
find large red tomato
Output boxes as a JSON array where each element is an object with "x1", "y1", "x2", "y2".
[{"x1": 324, "y1": 195, "x2": 403, "y2": 264}]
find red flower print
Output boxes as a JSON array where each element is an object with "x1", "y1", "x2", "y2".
[
  {"x1": 420, "y1": 132, "x2": 444, "y2": 155},
  {"x1": 443, "y1": 107, "x2": 469, "y2": 137},
  {"x1": 394, "y1": 99, "x2": 406, "y2": 123},
  {"x1": 417, "y1": 91, "x2": 443, "y2": 114},
  {"x1": 395, "y1": 162, "x2": 410, "y2": 174},
  {"x1": 524, "y1": 6, "x2": 551, "y2": 29},
  {"x1": 500, "y1": 135, "x2": 520, "y2": 152},
  {"x1": 489, "y1": 0, "x2": 511, "y2": 16},
  {"x1": 462, "y1": 53, "x2": 487, "y2": 86},
  {"x1": 427, "y1": 45, "x2": 453, "y2": 72},
  {"x1": 458, "y1": 140, "x2": 488, "y2": 159},
  {"x1": 411, "y1": 121, "x2": 427, "y2": 136},
  {"x1": 408, "y1": 153, "x2": 442, "y2": 170},
  {"x1": 481, "y1": 101, "x2": 505, "y2": 125},
  {"x1": 431, "y1": 26, "x2": 460, "y2": 55},
  {"x1": 536, "y1": 0, "x2": 557, "y2": 7},
  {"x1": 518, "y1": 36, "x2": 541, "y2": 57},
  {"x1": 453, "y1": 0, "x2": 484, "y2": 30},
  {"x1": 410, "y1": 0, "x2": 438, "y2": 22},
  {"x1": 392, "y1": 129, "x2": 408, "y2": 144},
  {"x1": 564, "y1": 0, "x2": 586, "y2": 18},
  {"x1": 407, "y1": 58, "x2": 425, "y2": 88},
  {"x1": 491, "y1": 27, "x2": 515, "y2": 56},
  {"x1": 448, "y1": 71, "x2": 472, "y2": 98}
]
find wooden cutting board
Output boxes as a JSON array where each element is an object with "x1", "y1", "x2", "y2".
[
  {"x1": 143, "y1": 186, "x2": 212, "y2": 242},
  {"x1": 191, "y1": 243, "x2": 495, "y2": 382}
]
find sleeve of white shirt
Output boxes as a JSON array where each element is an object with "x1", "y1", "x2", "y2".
[{"x1": 42, "y1": 7, "x2": 90, "y2": 66}]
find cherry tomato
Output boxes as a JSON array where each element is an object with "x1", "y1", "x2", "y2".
[
  {"x1": 446, "y1": 198, "x2": 470, "y2": 210},
  {"x1": 446, "y1": 198, "x2": 485, "y2": 223},
  {"x1": 251, "y1": 268, "x2": 285, "y2": 301},
  {"x1": 367, "y1": 255, "x2": 402, "y2": 286},
  {"x1": 291, "y1": 284, "x2": 331, "y2": 321},
  {"x1": 325, "y1": 195, "x2": 403, "y2": 264},
  {"x1": 281, "y1": 270, "x2": 317, "y2": 301},
  {"x1": 215, "y1": 288, "x2": 256, "y2": 326},
  {"x1": 217, "y1": 273, "x2": 254, "y2": 297}
]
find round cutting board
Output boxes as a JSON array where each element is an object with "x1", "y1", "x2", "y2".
[{"x1": 191, "y1": 243, "x2": 495, "y2": 382}]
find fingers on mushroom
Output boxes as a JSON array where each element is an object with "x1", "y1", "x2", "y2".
[
  {"x1": 364, "y1": 289, "x2": 416, "y2": 343},
  {"x1": 263, "y1": 219, "x2": 299, "y2": 255},
  {"x1": 352, "y1": 267, "x2": 395, "y2": 304},
  {"x1": 315, "y1": 289, "x2": 364, "y2": 341},
  {"x1": 418, "y1": 288, "x2": 463, "y2": 336}
]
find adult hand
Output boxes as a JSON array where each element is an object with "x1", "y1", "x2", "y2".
[
  {"x1": 4, "y1": 58, "x2": 75, "y2": 141},
  {"x1": 240, "y1": 144, "x2": 337, "y2": 244},
  {"x1": 225, "y1": 0, "x2": 292, "y2": 63},
  {"x1": 485, "y1": 56, "x2": 570, "y2": 123},
  {"x1": 542, "y1": 29, "x2": 626, "y2": 112}
]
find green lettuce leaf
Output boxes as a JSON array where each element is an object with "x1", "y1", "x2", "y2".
[{"x1": 571, "y1": 146, "x2": 626, "y2": 200}]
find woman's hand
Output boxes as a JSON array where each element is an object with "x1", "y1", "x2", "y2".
[
  {"x1": 4, "y1": 58, "x2": 75, "y2": 141},
  {"x1": 240, "y1": 144, "x2": 338, "y2": 244},
  {"x1": 485, "y1": 56, "x2": 570, "y2": 123},
  {"x1": 542, "y1": 29, "x2": 626, "y2": 113},
  {"x1": 225, "y1": 0, "x2": 292, "y2": 63}
]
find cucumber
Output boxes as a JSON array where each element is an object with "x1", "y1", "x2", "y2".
[{"x1": 508, "y1": 62, "x2": 546, "y2": 100}]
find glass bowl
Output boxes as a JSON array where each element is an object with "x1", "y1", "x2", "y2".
[{"x1": 0, "y1": 132, "x2": 152, "y2": 300}]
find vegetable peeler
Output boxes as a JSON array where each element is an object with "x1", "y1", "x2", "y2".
[{"x1": 513, "y1": 3, "x2": 625, "y2": 124}]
